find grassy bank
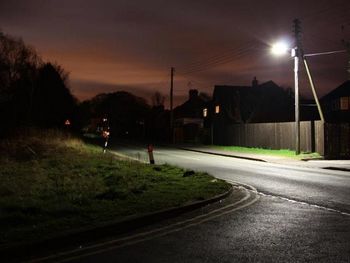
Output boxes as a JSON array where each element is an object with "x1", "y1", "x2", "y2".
[
  {"x1": 0, "y1": 129, "x2": 230, "y2": 246},
  {"x1": 211, "y1": 145, "x2": 321, "y2": 159}
]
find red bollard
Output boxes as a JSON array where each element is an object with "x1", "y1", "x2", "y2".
[{"x1": 148, "y1": 144, "x2": 155, "y2": 164}]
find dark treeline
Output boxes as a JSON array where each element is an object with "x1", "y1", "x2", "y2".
[
  {"x1": 0, "y1": 31, "x2": 169, "y2": 141},
  {"x1": 80, "y1": 91, "x2": 170, "y2": 142},
  {"x1": 0, "y1": 31, "x2": 78, "y2": 136}
]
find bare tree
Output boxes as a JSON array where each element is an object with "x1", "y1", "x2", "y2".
[
  {"x1": 151, "y1": 91, "x2": 165, "y2": 107},
  {"x1": 0, "y1": 31, "x2": 41, "y2": 103}
]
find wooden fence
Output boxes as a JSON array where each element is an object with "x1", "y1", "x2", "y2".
[
  {"x1": 213, "y1": 120, "x2": 350, "y2": 158},
  {"x1": 324, "y1": 123, "x2": 350, "y2": 159}
]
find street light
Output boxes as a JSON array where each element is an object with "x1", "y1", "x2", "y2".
[
  {"x1": 271, "y1": 42, "x2": 289, "y2": 56},
  {"x1": 271, "y1": 40, "x2": 301, "y2": 154},
  {"x1": 271, "y1": 40, "x2": 340, "y2": 154}
]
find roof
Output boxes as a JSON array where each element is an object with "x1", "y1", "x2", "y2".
[
  {"x1": 213, "y1": 80, "x2": 280, "y2": 97},
  {"x1": 213, "y1": 81, "x2": 293, "y2": 122},
  {"x1": 322, "y1": 80, "x2": 350, "y2": 101},
  {"x1": 174, "y1": 93, "x2": 206, "y2": 119}
]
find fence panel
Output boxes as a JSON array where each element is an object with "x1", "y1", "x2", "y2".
[
  {"x1": 215, "y1": 121, "x2": 312, "y2": 152},
  {"x1": 213, "y1": 120, "x2": 350, "y2": 158},
  {"x1": 324, "y1": 123, "x2": 350, "y2": 158}
]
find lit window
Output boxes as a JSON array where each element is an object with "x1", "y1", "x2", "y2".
[
  {"x1": 203, "y1": 108, "x2": 208, "y2": 117},
  {"x1": 340, "y1": 97, "x2": 349, "y2": 110},
  {"x1": 215, "y1": 105, "x2": 220, "y2": 114}
]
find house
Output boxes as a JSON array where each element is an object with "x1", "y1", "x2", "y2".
[
  {"x1": 321, "y1": 80, "x2": 350, "y2": 122},
  {"x1": 319, "y1": 80, "x2": 350, "y2": 158},
  {"x1": 147, "y1": 105, "x2": 170, "y2": 142},
  {"x1": 173, "y1": 89, "x2": 207, "y2": 143},
  {"x1": 200, "y1": 78, "x2": 350, "y2": 158},
  {"x1": 208, "y1": 78, "x2": 295, "y2": 145},
  {"x1": 212, "y1": 79, "x2": 294, "y2": 124}
]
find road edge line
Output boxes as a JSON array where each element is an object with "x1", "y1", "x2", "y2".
[{"x1": 178, "y1": 147, "x2": 266, "y2": 162}]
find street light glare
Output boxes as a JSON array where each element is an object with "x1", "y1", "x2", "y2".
[{"x1": 271, "y1": 42, "x2": 289, "y2": 56}]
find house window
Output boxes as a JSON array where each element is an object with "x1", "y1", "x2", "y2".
[
  {"x1": 215, "y1": 105, "x2": 220, "y2": 114},
  {"x1": 340, "y1": 97, "x2": 349, "y2": 110},
  {"x1": 203, "y1": 108, "x2": 208, "y2": 117}
]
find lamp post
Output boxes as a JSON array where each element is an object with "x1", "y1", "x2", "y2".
[
  {"x1": 271, "y1": 41, "x2": 301, "y2": 154},
  {"x1": 170, "y1": 67, "x2": 175, "y2": 144},
  {"x1": 293, "y1": 47, "x2": 301, "y2": 155},
  {"x1": 272, "y1": 40, "x2": 345, "y2": 155}
]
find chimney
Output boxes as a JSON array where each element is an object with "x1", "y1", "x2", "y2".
[{"x1": 252, "y1": 76, "x2": 258, "y2": 88}]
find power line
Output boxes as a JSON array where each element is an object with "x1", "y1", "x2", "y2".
[
  {"x1": 178, "y1": 40, "x2": 255, "y2": 71},
  {"x1": 177, "y1": 44, "x2": 256, "y2": 76},
  {"x1": 301, "y1": 2, "x2": 350, "y2": 23},
  {"x1": 169, "y1": 3, "x2": 350, "y2": 92},
  {"x1": 304, "y1": 32, "x2": 343, "y2": 50},
  {"x1": 175, "y1": 3, "x2": 350, "y2": 78}
]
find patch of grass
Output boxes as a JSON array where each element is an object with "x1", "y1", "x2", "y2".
[
  {"x1": 211, "y1": 145, "x2": 321, "y2": 159},
  {"x1": 0, "y1": 129, "x2": 230, "y2": 246}
]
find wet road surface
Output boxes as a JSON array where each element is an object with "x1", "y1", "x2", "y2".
[{"x1": 42, "y1": 145, "x2": 350, "y2": 262}]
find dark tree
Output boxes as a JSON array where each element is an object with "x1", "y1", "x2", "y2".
[
  {"x1": 31, "y1": 63, "x2": 77, "y2": 127},
  {"x1": 0, "y1": 31, "x2": 78, "y2": 135},
  {"x1": 0, "y1": 31, "x2": 41, "y2": 134},
  {"x1": 82, "y1": 91, "x2": 150, "y2": 139}
]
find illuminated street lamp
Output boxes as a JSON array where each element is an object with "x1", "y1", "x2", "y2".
[
  {"x1": 271, "y1": 39, "x2": 342, "y2": 154},
  {"x1": 271, "y1": 42, "x2": 289, "y2": 56},
  {"x1": 271, "y1": 40, "x2": 301, "y2": 154}
]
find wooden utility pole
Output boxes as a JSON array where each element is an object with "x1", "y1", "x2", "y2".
[
  {"x1": 303, "y1": 59, "x2": 325, "y2": 122},
  {"x1": 170, "y1": 67, "x2": 175, "y2": 143},
  {"x1": 341, "y1": 25, "x2": 350, "y2": 79},
  {"x1": 344, "y1": 41, "x2": 350, "y2": 80},
  {"x1": 293, "y1": 19, "x2": 302, "y2": 155}
]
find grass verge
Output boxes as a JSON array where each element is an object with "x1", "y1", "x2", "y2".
[
  {"x1": 0, "y1": 129, "x2": 230, "y2": 246},
  {"x1": 211, "y1": 145, "x2": 321, "y2": 159}
]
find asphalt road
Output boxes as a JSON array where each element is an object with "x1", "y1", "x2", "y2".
[
  {"x1": 116, "y1": 145, "x2": 350, "y2": 215},
  {"x1": 49, "y1": 145, "x2": 350, "y2": 263}
]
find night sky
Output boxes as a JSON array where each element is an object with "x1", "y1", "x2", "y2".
[{"x1": 1, "y1": 0, "x2": 349, "y2": 106}]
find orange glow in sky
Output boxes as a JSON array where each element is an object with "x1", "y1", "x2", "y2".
[{"x1": 1, "y1": 0, "x2": 349, "y2": 106}]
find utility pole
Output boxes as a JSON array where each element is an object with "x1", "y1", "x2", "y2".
[
  {"x1": 170, "y1": 67, "x2": 175, "y2": 143},
  {"x1": 346, "y1": 43, "x2": 350, "y2": 79},
  {"x1": 341, "y1": 25, "x2": 350, "y2": 79},
  {"x1": 342, "y1": 41, "x2": 350, "y2": 79},
  {"x1": 292, "y1": 19, "x2": 302, "y2": 155},
  {"x1": 303, "y1": 59, "x2": 325, "y2": 122}
]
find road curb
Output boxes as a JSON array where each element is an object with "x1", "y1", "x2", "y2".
[
  {"x1": 178, "y1": 147, "x2": 267, "y2": 162},
  {"x1": 0, "y1": 185, "x2": 233, "y2": 262},
  {"x1": 103, "y1": 139, "x2": 266, "y2": 163},
  {"x1": 322, "y1": 166, "x2": 350, "y2": 172}
]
